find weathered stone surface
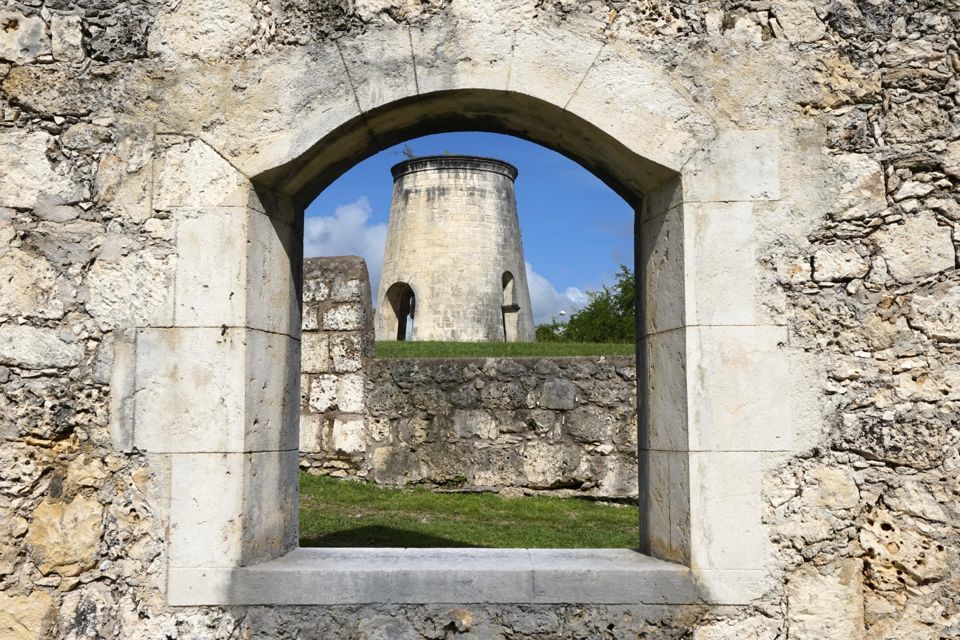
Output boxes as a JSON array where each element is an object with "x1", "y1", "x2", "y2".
[
  {"x1": 0, "y1": 0, "x2": 957, "y2": 635},
  {"x1": 693, "y1": 616, "x2": 780, "y2": 640},
  {"x1": 787, "y1": 560, "x2": 865, "y2": 640},
  {"x1": 829, "y1": 154, "x2": 886, "y2": 221},
  {"x1": 0, "y1": 130, "x2": 85, "y2": 208},
  {"x1": 944, "y1": 141, "x2": 960, "y2": 179},
  {"x1": 25, "y1": 495, "x2": 103, "y2": 577},
  {"x1": 0, "y1": 591, "x2": 54, "y2": 640},
  {"x1": 148, "y1": 0, "x2": 257, "y2": 61},
  {"x1": 807, "y1": 466, "x2": 859, "y2": 509},
  {"x1": 0, "y1": 249, "x2": 71, "y2": 319},
  {"x1": 906, "y1": 282, "x2": 960, "y2": 342},
  {"x1": 0, "y1": 325, "x2": 84, "y2": 369},
  {"x1": 84, "y1": 251, "x2": 173, "y2": 331},
  {"x1": 813, "y1": 245, "x2": 868, "y2": 282},
  {"x1": 0, "y1": 11, "x2": 50, "y2": 63},
  {"x1": 773, "y1": 0, "x2": 826, "y2": 43},
  {"x1": 539, "y1": 379, "x2": 578, "y2": 410},
  {"x1": 874, "y1": 214, "x2": 955, "y2": 282},
  {"x1": 57, "y1": 582, "x2": 114, "y2": 640},
  {"x1": 51, "y1": 14, "x2": 84, "y2": 62}
]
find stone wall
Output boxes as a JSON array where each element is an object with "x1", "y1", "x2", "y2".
[
  {"x1": 300, "y1": 256, "x2": 638, "y2": 497},
  {"x1": 0, "y1": 0, "x2": 958, "y2": 638},
  {"x1": 307, "y1": 355, "x2": 639, "y2": 498},
  {"x1": 299, "y1": 256, "x2": 375, "y2": 474}
]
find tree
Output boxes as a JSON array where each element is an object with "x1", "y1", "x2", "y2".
[{"x1": 535, "y1": 265, "x2": 635, "y2": 343}]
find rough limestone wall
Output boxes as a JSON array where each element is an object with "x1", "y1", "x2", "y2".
[
  {"x1": 0, "y1": 0, "x2": 957, "y2": 639},
  {"x1": 299, "y1": 256, "x2": 376, "y2": 473},
  {"x1": 300, "y1": 259, "x2": 637, "y2": 497},
  {"x1": 360, "y1": 356, "x2": 638, "y2": 497}
]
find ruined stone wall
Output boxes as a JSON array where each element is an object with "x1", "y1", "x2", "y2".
[
  {"x1": 0, "y1": 0, "x2": 958, "y2": 638},
  {"x1": 301, "y1": 257, "x2": 637, "y2": 497},
  {"x1": 307, "y1": 355, "x2": 639, "y2": 498},
  {"x1": 299, "y1": 256, "x2": 375, "y2": 473}
]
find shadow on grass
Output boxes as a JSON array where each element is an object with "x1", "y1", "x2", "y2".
[{"x1": 301, "y1": 525, "x2": 486, "y2": 548}]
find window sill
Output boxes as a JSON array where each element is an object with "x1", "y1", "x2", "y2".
[{"x1": 165, "y1": 548, "x2": 728, "y2": 606}]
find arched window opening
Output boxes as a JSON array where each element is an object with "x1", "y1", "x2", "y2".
[
  {"x1": 383, "y1": 282, "x2": 415, "y2": 341},
  {"x1": 501, "y1": 271, "x2": 520, "y2": 342}
]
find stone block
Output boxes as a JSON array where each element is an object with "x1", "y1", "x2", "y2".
[
  {"x1": 829, "y1": 154, "x2": 886, "y2": 221},
  {"x1": 301, "y1": 333, "x2": 330, "y2": 373},
  {"x1": 330, "y1": 416, "x2": 365, "y2": 454},
  {"x1": 642, "y1": 330, "x2": 688, "y2": 452},
  {"x1": 773, "y1": 0, "x2": 826, "y2": 42},
  {"x1": 108, "y1": 329, "x2": 136, "y2": 452},
  {"x1": 0, "y1": 11, "x2": 50, "y2": 64},
  {"x1": 453, "y1": 410, "x2": 498, "y2": 440},
  {"x1": 944, "y1": 140, "x2": 960, "y2": 178},
  {"x1": 24, "y1": 495, "x2": 103, "y2": 577},
  {"x1": 644, "y1": 176, "x2": 683, "y2": 221},
  {"x1": 323, "y1": 304, "x2": 365, "y2": 331},
  {"x1": 308, "y1": 374, "x2": 337, "y2": 413},
  {"x1": 412, "y1": 19, "x2": 512, "y2": 95},
  {"x1": 331, "y1": 278, "x2": 365, "y2": 303},
  {"x1": 330, "y1": 334, "x2": 363, "y2": 373},
  {"x1": 133, "y1": 327, "x2": 298, "y2": 453},
  {"x1": 688, "y1": 452, "x2": 768, "y2": 571},
  {"x1": 299, "y1": 413, "x2": 323, "y2": 453},
  {"x1": 787, "y1": 559, "x2": 865, "y2": 640},
  {"x1": 875, "y1": 213, "x2": 955, "y2": 282},
  {"x1": 508, "y1": 26, "x2": 603, "y2": 109},
  {"x1": 154, "y1": 138, "x2": 254, "y2": 210},
  {"x1": 0, "y1": 249, "x2": 69, "y2": 320},
  {"x1": 645, "y1": 450, "x2": 689, "y2": 564},
  {"x1": 566, "y1": 42, "x2": 715, "y2": 175},
  {"x1": 173, "y1": 207, "x2": 298, "y2": 335},
  {"x1": 0, "y1": 325, "x2": 84, "y2": 370},
  {"x1": 0, "y1": 129, "x2": 85, "y2": 208},
  {"x1": 539, "y1": 379, "x2": 577, "y2": 410},
  {"x1": 685, "y1": 326, "x2": 791, "y2": 452},
  {"x1": 168, "y1": 450, "x2": 297, "y2": 569},
  {"x1": 813, "y1": 245, "x2": 869, "y2": 281},
  {"x1": 683, "y1": 202, "x2": 757, "y2": 325},
  {"x1": 147, "y1": 0, "x2": 257, "y2": 62},
  {"x1": 0, "y1": 591, "x2": 54, "y2": 640},
  {"x1": 86, "y1": 250, "x2": 174, "y2": 331},
  {"x1": 640, "y1": 208, "x2": 685, "y2": 336},
  {"x1": 683, "y1": 130, "x2": 780, "y2": 203},
  {"x1": 51, "y1": 15, "x2": 84, "y2": 62},
  {"x1": 337, "y1": 373, "x2": 365, "y2": 414},
  {"x1": 337, "y1": 23, "x2": 416, "y2": 114}
]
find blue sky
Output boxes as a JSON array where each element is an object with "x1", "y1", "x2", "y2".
[{"x1": 304, "y1": 132, "x2": 633, "y2": 324}]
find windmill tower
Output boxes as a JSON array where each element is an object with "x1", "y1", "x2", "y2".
[{"x1": 375, "y1": 155, "x2": 535, "y2": 342}]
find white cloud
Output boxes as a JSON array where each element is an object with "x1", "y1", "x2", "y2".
[
  {"x1": 525, "y1": 261, "x2": 588, "y2": 325},
  {"x1": 303, "y1": 197, "x2": 388, "y2": 294}
]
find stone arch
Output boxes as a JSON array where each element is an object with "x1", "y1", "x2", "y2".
[
  {"x1": 381, "y1": 281, "x2": 416, "y2": 341},
  {"x1": 135, "y1": 22, "x2": 788, "y2": 607}
]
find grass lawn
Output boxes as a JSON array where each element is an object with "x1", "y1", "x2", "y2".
[
  {"x1": 299, "y1": 473, "x2": 639, "y2": 548},
  {"x1": 375, "y1": 340, "x2": 635, "y2": 359}
]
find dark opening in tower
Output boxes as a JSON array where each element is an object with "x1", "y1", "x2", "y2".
[
  {"x1": 501, "y1": 271, "x2": 520, "y2": 342},
  {"x1": 383, "y1": 282, "x2": 415, "y2": 341}
]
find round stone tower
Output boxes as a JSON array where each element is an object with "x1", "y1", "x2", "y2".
[{"x1": 375, "y1": 155, "x2": 535, "y2": 342}]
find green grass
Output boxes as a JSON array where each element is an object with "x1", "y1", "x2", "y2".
[
  {"x1": 299, "y1": 473, "x2": 639, "y2": 548},
  {"x1": 375, "y1": 340, "x2": 635, "y2": 359}
]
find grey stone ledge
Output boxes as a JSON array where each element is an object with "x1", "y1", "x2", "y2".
[{"x1": 167, "y1": 548, "x2": 710, "y2": 606}]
